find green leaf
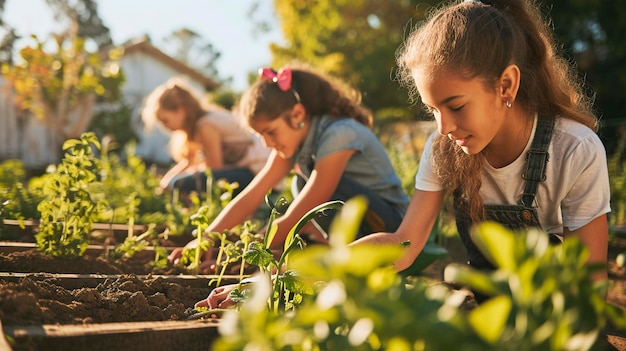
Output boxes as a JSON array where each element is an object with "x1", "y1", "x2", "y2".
[
  {"x1": 327, "y1": 196, "x2": 366, "y2": 247},
  {"x1": 471, "y1": 222, "x2": 517, "y2": 271},
  {"x1": 264, "y1": 220, "x2": 279, "y2": 249},
  {"x1": 244, "y1": 241, "x2": 276, "y2": 267},
  {"x1": 281, "y1": 270, "x2": 314, "y2": 295},
  {"x1": 62, "y1": 139, "x2": 82, "y2": 150},
  {"x1": 443, "y1": 263, "x2": 505, "y2": 297},
  {"x1": 468, "y1": 295, "x2": 512, "y2": 343}
]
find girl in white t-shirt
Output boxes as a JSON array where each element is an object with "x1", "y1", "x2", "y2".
[
  {"x1": 351, "y1": 0, "x2": 610, "y2": 286},
  {"x1": 142, "y1": 78, "x2": 271, "y2": 204}
]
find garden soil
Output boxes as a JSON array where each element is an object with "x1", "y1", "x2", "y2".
[{"x1": 0, "y1": 235, "x2": 625, "y2": 350}]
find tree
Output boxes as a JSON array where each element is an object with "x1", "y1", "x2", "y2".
[
  {"x1": 45, "y1": 0, "x2": 112, "y2": 48},
  {"x1": 271, "y1": 0, "x2": 438, "y2": 115},
  {"x1": 0, "y1": 0, "x2": 18, "y2": 64},
  {"x1": 547, "y1": 0, "x2": 626, "y2": 152},
  {"x1": 1, "y1": 20, "x2": 124, "y2": 165},
  {"x1": 163, "y1": 27, "x2": 230, "y2": 85}
]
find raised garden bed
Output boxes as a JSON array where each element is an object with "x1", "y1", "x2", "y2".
[{"x1": 0, "y1": 232, "x2": 247, "y2": 351}]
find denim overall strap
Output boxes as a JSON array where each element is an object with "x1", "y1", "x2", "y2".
[
  {"x1": 520, "y1": 117, "x2": 555, "y2": 207},
  {"x1": 454, "y1": 116, "x2": 555, "y2": 271}
]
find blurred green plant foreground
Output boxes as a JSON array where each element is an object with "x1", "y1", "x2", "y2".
[{"x1": 213, "y1": 197, "x2": 626, "y2": 351}]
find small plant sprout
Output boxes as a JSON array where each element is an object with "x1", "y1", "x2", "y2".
[
  {"x1": 188, "y1": 205, "x2": 214, "y2": 275},
  {"x1": 242, "y1": 198, "x2": 344, "y2": 313},
  {"x1": 113, "y1": 223, "x2": 157, "y2": 259},
  {"x1": 126, "y1": 192, "x2": 139, "y2": 239}
]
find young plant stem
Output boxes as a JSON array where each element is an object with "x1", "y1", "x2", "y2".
[
  {"x1": 215, "y1": 232, "x2": 227, "y2": 274},
  {"x1": 239, "y1": 240, "x2": 250, "y2": 282},
  {"x1": 193, "y1": 222, "x2": 203, "y2": 275},
  {"x1": 127, "y1": 194, "x2": 136, "y2": 239}
]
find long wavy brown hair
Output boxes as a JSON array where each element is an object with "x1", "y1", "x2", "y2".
[
  {"x1": 396, "y1": 0, "x2": 597, "y2": 223},
  {"x1": 141, "y1": 78, "x2": 228, "y2": 161},
  {"x1": 238, "y1": 62, "x2": 373, "y2": 128}
]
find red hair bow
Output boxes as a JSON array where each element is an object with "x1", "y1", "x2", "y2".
[{"x1": 259, "y1": 67, "x2": 293, "y2": 92}]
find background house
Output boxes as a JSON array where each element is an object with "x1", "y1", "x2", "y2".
[
  {"x1": 120, "y1": 37, "x2": 219, "y2": 166},
  {"x1": 0, "y1": 37, "x2": 219, "y2": 170}
]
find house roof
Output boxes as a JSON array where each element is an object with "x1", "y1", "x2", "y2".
[{"x1": 123, "y1": 38, "x2": 219, "y2": 91}]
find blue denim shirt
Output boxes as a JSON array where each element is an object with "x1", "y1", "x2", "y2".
[{"x1": 292, "y1": 115, "x2": 409, "y2": 216}]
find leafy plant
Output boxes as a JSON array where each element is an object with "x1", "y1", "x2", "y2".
[
  {"x1": 35, "y1": 132, "x2": 108, "y2": 257},
  {"x1": 444, "y1": 222, "x2": 626, "y2": 350},
  {"x1": 176, "y1": 175, "x2": 258, "y2": 276},
  {"x1": 94, "y1": 140, "x2": 169, "y2": 226},
  {"x1": 212, "y1": 198, "x2": 626, "y2": 351},
  {"x1": 0, "y1": 160, "x2": 44, "y2": 227},
  {"x1": 231, "y1": 198, "x2": 344, "y2": 313}
]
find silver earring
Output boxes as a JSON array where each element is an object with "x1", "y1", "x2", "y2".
[
  {"x1": 505, "y1": 100, "x2": 512, "y2": 108},
  {"x1": 297, "y1": 121, "x2": 305, "y2": 129}
]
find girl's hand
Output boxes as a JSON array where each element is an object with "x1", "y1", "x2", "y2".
[
  {"x1": 195, "y1": 284, "x2": 237, "y2": 309},
  {"x1": 168, "y1": 240, "x2": 216, "y2": 274}
]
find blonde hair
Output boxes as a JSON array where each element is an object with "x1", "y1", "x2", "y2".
[{"x1": 396, "y1": 0, "x2": 598, "y2": 222}]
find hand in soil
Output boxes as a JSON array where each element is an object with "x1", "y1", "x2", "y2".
[{"x1": 195, "y1": 284, "x2": 237, "y2": 309}]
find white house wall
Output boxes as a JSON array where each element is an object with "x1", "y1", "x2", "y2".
[
  {"x1": 0, "y1": 77, "x2": 58, "y2": 170},
  {"x1": 0, "y1": 77, "x2": 19, "y2": 162}
]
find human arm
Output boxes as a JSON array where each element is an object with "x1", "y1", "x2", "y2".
[
  {"x1": 564, "y1": 214, "x2": 609, "y2": 283},
  {"x1": 207, "y1": 150, "x2": 290, "y2": 232},
  {"x1": 196, "y1": 189, "x2": 444, "y2": 308},
  {"x1": 159, "y1": 158, "x2": 192, "y2": 190},
  {"x1": 350, "y1": 189, "x2": 444, "y2": 271},
  {"x1": 267, "y1": 148, "x2": 356, "y2": 249},
  {"x1": 557, "y1": 128, "x2": 610, "y2": 283},
  {"x1": 168, "y1": 150, "x2": 289, "y2": 265}
]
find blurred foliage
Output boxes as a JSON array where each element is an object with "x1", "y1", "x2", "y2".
[
  {"x1": 209, "y1": 88, "x2": 241, "y2": 111},
  {"x1": 45, "y1": 0, "x2": 112, "y2": 48},
  {"x1": 0, "y1": 159, "x2": 44, "y2": 230},
  {"x1": 214, "y1": 202, "x2": 625, "y2": 351},
  {"x1": 548, "y1": 1, "x2": 626, "y2": 152},
  {"x1": 1, "y1": 29, "x2": 125, "y2": 120},
  {"x1": 271, "y1": 0, "x2": 437, "y2": 114},
  {"x1": 269, "y1": 0, "x2": 626, "y2": 136},
  {"x1": 88, "y1": 100, "x2": 139, "y2": 150},
  {"x1": 163, "y1": 27, "x2": 225, "y2": 84},
  {"x1": 607, "y1": 140, "x2": 626, "y2": 227}
]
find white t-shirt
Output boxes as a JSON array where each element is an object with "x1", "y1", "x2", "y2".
[{"x1": 415, "y1": 117, "x2": 611, "y2": 233}]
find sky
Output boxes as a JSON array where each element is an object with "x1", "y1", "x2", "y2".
[{"x1": 2, "y1": 0, "x2": 284, "y2": 91}]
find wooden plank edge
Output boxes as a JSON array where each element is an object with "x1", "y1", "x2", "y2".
[
  {"x1": 0, "y1": 241, "x2": 174, "y2": 255},
  {"x1": 3, "y1": 320, "x2": 220, "y2": 338},
  {"x1": 2, "y1": 219, "x2": 147, "y2": 232},
  {"x1": 0, "y1": 272, "x2": 246, "y2": 288}
]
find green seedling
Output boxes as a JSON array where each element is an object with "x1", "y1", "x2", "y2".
[
  {"x1": 241, "y1": 198, "x2": 344, "y2": 313},
  {"x1": 113, "y1": 223, "x2": 157, "y2": 259}
]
